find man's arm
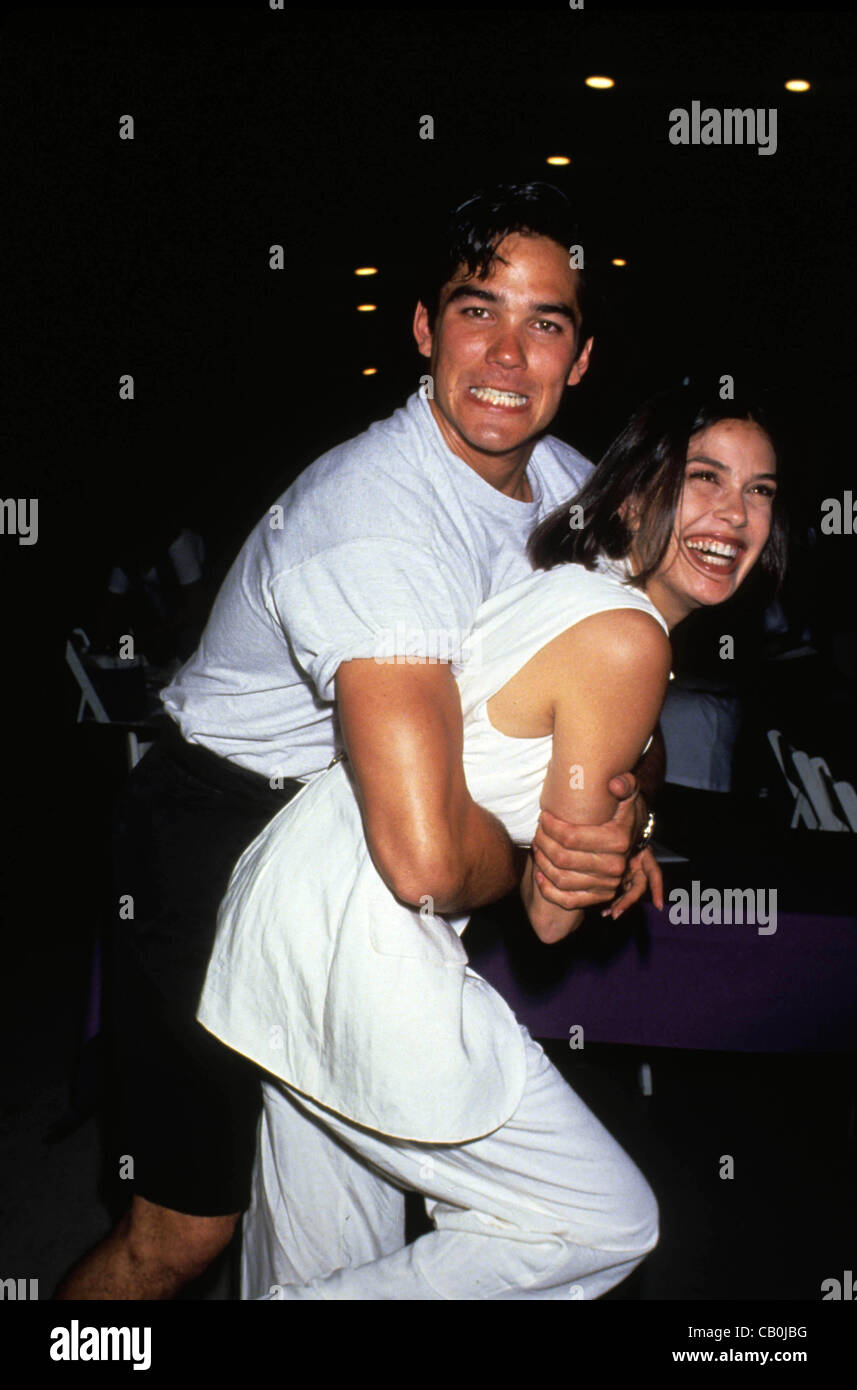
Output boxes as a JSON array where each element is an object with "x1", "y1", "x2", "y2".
[
  {"x1": 336, "y1": 657, "x2": 655, "y2": 917},
  {"x1": 336, "y1": 660, "x2": 524, "y2": 912}
]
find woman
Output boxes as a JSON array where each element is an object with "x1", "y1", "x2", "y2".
[{"x1": 198, "y1": 388, "x2": 786, "y2": 1300}]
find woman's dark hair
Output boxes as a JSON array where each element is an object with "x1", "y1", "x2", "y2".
[
  {"x1": 527, "y1": 389, "x2": 788, "y2": 592},
  {"x1": 417, "y1": 182, "x2": 597, "y2": 359}
]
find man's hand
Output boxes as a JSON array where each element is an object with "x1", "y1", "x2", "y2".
[
  {"x1": 532, "y1": 773, "x2": 655, "y2": 913},
  {"x1": 600, "y1": 846, "x2": 663, "y2": 920},
  {"x1": 523, "y1": 610, "x2": 670, "y2": 931}
]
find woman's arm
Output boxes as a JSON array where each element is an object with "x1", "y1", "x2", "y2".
[{"x1": 522, "y1": 607, "x2": 672, "y2": 944}]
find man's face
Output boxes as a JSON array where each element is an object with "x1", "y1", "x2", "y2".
[{"x1": 413, "y1": 233, "x2": 592, "y2": 478}]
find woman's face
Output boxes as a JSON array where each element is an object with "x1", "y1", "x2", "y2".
[{"x1": 642, "y1": 419, "x2": 778, "y2": 628}]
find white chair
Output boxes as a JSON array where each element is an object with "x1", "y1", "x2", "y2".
[
  {"x1": 767, "y1": 728, "x2": 857, "y2": 832},
  {"x1": 65, "y1": 628, "x2": 152, "y2": 770}
]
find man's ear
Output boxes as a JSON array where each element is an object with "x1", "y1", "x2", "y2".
[
  {"x1": 566, "y1": 335, "x2": 593, "y2": 387},
  {"x1": 413, "y1": 302, "x2": 433, "y2": 359}
]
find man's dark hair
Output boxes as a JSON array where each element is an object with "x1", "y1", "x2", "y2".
[
  {"x1": 417, "y1": 182, "x2": 595, "y2": 358},
  {"x1": 527, "y1": 388, "x2": 788, "y2": 593}
]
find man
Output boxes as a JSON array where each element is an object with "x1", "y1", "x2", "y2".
[{"x1": 57, "y1": 182, "x2": 661, "y2": 1300}]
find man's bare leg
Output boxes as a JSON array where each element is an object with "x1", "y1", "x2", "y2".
[{"x1": 54, "y1": 1195, "x2": 239, "y2": 1300}]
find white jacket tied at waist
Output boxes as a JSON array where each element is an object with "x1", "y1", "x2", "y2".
[{"x1": 198, "y1": 759, "x2": 528, "y2": 1142}]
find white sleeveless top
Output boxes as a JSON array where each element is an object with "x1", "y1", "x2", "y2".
[{"x1": 197, "y1": 559, "x2": 668, "y2": 1143}]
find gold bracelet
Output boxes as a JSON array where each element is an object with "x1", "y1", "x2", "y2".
[{"x1": 632, "y1": 810, "x2": 655, "y2": 855}]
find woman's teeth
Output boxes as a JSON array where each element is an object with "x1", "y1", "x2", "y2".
[
  {"x1": 685, "y1": 539, "x2": 739, "y2": 568},
  {"x1": 469, "y1": 386, "x2": 528, "y2": 407}
]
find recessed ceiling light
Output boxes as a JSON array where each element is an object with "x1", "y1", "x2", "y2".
[
  {"x1": 356, "y1": 305, "x2": 377, "y2": 312},
  {"x1": 785, "y1": 79, "x2": 810, "y2": 92},
  {"x1": 546, "y1": 155, "x2": 571, "y2": 166},
  {"x1": 362, "y1": 367, "x2": 378, "y2": 376},
  {"x1": 355, "y1": 267, "x2": 378, "y2": 276},
  {"x1": 585, "y1": 76, "x2": 614, "y2": 90},
  {"x1": 611, "y1": 258, "x2": 627, "y2": 267}
]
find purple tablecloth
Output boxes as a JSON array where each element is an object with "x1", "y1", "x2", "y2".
[{"x1": 469, "y1": 905, "x2": 857, "y2": 1052}]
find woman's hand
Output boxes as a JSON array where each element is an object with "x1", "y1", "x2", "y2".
[
  {"x1": 600, "y1": 846, "x2": 664, "y2": 920},
  {"x1": 520, "y1": 853, "x2": 585, "y2": 944}
]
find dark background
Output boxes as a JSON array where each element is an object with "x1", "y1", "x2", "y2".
[
  {"x1": 4, "y1": 0, "x2": 855, "y2": 950},
  {"x1": 1, "y1": 2, "x2": 855, "y2": 1308},
  {"x1": 4, "y1": 3, "x2": 856, "y2": 775}
]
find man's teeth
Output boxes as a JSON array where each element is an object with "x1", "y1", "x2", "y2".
[
  {"x1": 469, "y1": 386, "x2": 528, "y2": 407},
  {"x1": 686, "y1": 539, "x2": 739, "y2": 565}
]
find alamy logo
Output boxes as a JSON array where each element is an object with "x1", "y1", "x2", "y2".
[
  {"x1": 669, "y1": 102, "x2": 777, "y2": 156},
  {"x1": 821, "y1": 1270, "x2": 855, "y2": 1300},
  {"x1": 0, "y1": 497, "x2": 38, "y2": 545},
  {"x1": 820, "y1": 491, "x2": 857, "y2": 534},
  {"x1": 374, "y1": 625, "x2": 483, "y2": 667},
  {"x1": 0, "y1": 1276, "x2": 38, "y2": 1299},
  {"x1": 50, "y1": 1320, "x2": 151, "y2": 1371},
  {"x1": 668, "y1": 881, "x2": 777, "y2": 935}
]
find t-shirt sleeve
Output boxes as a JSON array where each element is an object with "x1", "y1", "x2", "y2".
[{"x1": 269, "y1": 539, "x2": 478, "y2": 703}]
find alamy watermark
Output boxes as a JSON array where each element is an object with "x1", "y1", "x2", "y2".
[
  {"x1": 821, "y1": 1270, "x2": 855, "y2": 1300},
  {"x1": 669, "y1": 102, "x2": 777, "y2": 156},
  {"x1": 0, "y1": 1276, "x2": 38, "y2": 1299},
  {"x1": 0, "y1": 497, "x2": 38, "y2": 545},
  {"x1": 668, "y1": 881, "x2": 777, "y2": 935},
  {"x1": 374, "y1": 625, "x2": 483, "y2": 667},
  {"x1": 50, "y1": 1321, "x2": 151, "y2": 1370},
  {"x1": 820, "y1": 491, "x2": 857, "y2": 535}
]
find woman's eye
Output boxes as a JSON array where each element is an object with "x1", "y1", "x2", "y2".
[
  {"x1": 751, "y1": 483, "x2": 776, "y2": 498},
  {"x1": 688, "y1": 469, "x2": 718, "y2": 484}
]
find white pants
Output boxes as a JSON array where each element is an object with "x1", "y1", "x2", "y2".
[{"x1": 242, "y1": 1026, "x2": 658, "y2": 1301}]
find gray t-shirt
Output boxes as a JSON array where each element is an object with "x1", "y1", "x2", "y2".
[{"x1": 162, "y1": 388, "x2": 592, "y2": 779}]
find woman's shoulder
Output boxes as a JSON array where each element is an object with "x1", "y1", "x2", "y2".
[
  {"x1": 536, "y1": 569, "x2": 671, "y2": 686},
  {"x1": 567, "y1": 603, "x2": 670, "y2": 667},
  {"x1": 461, "y1": 559, "x2": 670, "y2": 709},
  {"x1": 512, "y1": 559, "x2": 667, "y2": 632}
]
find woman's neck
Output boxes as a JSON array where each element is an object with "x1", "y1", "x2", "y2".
[{"x1": 625, "y1": 553, "x2": 684, "y2": 634}]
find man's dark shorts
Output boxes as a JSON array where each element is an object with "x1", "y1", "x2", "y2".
[{"x1": 107, "y1": 720, "x2": 302, "y2": 1217}]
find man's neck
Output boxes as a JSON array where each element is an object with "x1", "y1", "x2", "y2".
[{"x1": 427, "y1": 399, "x2": 536, "y2": 502}]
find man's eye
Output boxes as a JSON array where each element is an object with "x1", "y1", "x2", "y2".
[
  {"x1": 535, "y1": 319, "x2": 561, "y2": 333},
  {"x1": 462, "y1": 306, "x2": 489, "y2": 318}
]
